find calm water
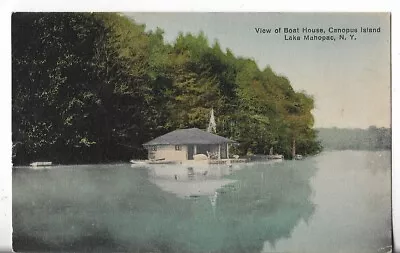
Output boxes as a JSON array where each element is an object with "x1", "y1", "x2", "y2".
[{"x1": 13, "y1": 151, "x2": 391, "y2": 252}]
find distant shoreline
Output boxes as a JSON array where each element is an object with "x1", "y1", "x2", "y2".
[
  {"x1": 316, "y1": 127, "x2": 391, "y2": 151},
  {"x1": 320, "y1": 148, "x2": 391, "y2": 151}
]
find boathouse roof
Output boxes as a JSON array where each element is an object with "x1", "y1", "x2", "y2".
[{"x1": 143, "y1": 128, "x2": 236, "y2": 146}]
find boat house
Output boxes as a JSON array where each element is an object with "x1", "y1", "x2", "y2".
[{"x1": 143, "y1": 128, "x2": 236, "y2": 161}]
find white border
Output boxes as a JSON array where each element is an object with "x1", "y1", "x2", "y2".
[
  {"x1": 0, "y1": 0, "x2": 398, "y2": 252},
  {"x1": 0, "y1": 0, "x2": 397, "y2": 12},
  {"x1": 391, "y1": 5, "x2": 399, "y2": 253},
  {"x1": 0, "y1": 1, "x2": 12, "y2": 252}
]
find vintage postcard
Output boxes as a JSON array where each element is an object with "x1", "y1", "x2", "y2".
[{"x1": 11, "y1": 12, "x2": 391, "y2": 252}]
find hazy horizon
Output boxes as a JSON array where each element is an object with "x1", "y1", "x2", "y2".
[{"x1": 124, "y1": 13, "x2": 391, "y2": 129}]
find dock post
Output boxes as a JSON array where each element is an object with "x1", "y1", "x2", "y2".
[
  {"x1": 218, "y1": 144, "x2": 221, "y2": 159},
  {"x1": 226, "y1": 143, "x2": 229, "y2": 159}
]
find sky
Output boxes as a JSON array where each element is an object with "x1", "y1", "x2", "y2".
[{"x1": 125, "y1": 13, "x2": 391, "y2": 129}]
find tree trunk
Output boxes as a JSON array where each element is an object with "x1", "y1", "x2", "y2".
[{"x1": 292, "y1": 138, "x2": 296, "y2": 159}]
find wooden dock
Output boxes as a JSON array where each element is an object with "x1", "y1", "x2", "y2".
[
  {"x1": 131, "y1": 158, "x2": 248, "y2": 166},
  {"x1": 208, "y1": 159, "x2": 248, "y2": 165}
]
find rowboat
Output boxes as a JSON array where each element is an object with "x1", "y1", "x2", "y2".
[
  {"x1": 294, "y1": 154, "x2": 304, "y2": 160},
  {"x1": 30, "y1": 161, "x2": 53, "y2": 170},
  {"x1": 267, "y1": 154, "x2": 284, "y2": 160},
  {"x1": 30, "y1": 161, "x2": 52, "y2": 167}
]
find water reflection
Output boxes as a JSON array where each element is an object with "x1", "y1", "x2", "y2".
[
  {"x1": 141, "y1": 161, "x2": 317, "y2": 253},
  {"x1": 213, "y1": 161, "x2": 317, "y2": 253},
  {"x1": 147, "y1": 164, "x2": 241, "y2": 199},
  {"x1": 13, "y1": 159, "x2": 317, "y2": 252}
]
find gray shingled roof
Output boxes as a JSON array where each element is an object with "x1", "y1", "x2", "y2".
[{"x1": 143, "y1": 128, "x2": 236, "y2": 146}]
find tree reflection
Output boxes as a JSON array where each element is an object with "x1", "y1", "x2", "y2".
[
  {"x1": 13, "y1": 161, "x2": 317, "y2": 252},
  {"x1": 169, "y1": 160, "x2": 317, "y2": 253}
]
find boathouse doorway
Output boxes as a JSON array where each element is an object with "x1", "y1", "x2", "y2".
[{"x1": 187, "y1": 145, "x2": 194, "y2": 160}]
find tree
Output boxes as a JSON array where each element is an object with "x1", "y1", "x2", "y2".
[{"x1": 12, "y1": 12, "x2": 322, "y2": 164}]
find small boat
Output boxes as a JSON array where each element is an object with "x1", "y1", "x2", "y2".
[
  {"x1": 30, "y1": 161, "x2": 53, "y2": 170},
  {"x1": 130, "y1": 160, "x2": 147, "y2": 165},
  {"x1": 294, "y1": 154, "x2": 303, "y2": 160},
  {"x1": 30, "y1": 161, "x2": 52, "y2": 167},
  {"x1": 267, "y1": 154, "x2": 284, "y2": 160}
]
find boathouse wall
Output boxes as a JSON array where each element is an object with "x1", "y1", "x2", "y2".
[
  {"x1": 148, "y1": 145, "x2": 188, "y2": 161},
  {"x1": 147, "y1": 143, "x2": 228, "y2": 161}
]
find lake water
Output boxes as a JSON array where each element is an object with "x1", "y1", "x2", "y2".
[{"x1": 12, "y1": 151, "x2": 391, "y2": 253}]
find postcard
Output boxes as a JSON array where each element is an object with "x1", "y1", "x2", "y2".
[{"x1": 11, "y1": 12, "x2": 391, "y2": 253}]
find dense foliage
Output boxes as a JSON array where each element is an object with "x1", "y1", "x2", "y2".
[
  {"x1": 12, "y1": 12, "x2": 321, "y2": 164},
  {"x1": 317, "y1": 126, "x2": 391, "y2": 150}
]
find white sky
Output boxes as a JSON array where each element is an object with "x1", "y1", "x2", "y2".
[{"x1": 126, "y1": 13, "x2": 391, "y2": 129}]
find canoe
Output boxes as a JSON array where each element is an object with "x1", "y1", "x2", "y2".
[
  {"x1": 267, "y1": 154, "x2": 284, "y2": 160},
  {"x1": 30, "y1": 161, "x2": 52, "y2": 167}
]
